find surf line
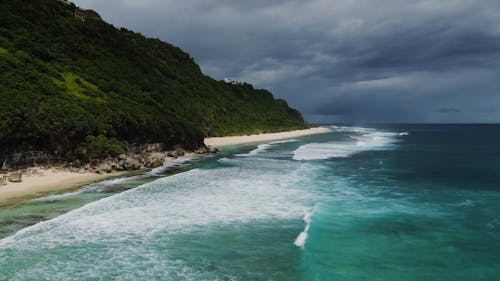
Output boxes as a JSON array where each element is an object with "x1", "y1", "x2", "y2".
[{"x1": 294, "y1": 208, "x2": 315, "y2": 248}]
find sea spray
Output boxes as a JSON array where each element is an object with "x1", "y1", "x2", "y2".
[
  {"x1": 294, "y1": 208, "x2": 315, "y2": 248},
  {"x1": 236, "y1": 139, "x2": 298, "y2": 157},
  {"x1": 293, "y1": 131, "x2": 398, "y2": 160},
  {"x1": 236, "y1": 143, "x2": 272, "y2": 156}
]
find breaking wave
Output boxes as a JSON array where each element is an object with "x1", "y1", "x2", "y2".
[
  {"x1": 32, "y1": 157, "x2": 195, "y2": 203},
  {"x1": 236, "y1": 139, "x2": 299, "y2": 157},
  {"x1": 293, "y1": 129, "x2": 398, "y2": 160},
  {"x1": 294, "y1": 208, "x2": 315, "y2": 248},
  {"x1": 236, "y1": 143, "x2": 272, "y2": 156}
]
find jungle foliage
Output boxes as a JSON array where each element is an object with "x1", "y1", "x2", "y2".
[{"x1": 0, "y1": 0, "x2": 306, "y2": 162}]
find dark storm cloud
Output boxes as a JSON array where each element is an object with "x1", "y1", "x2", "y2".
[
  {"x1": 72, "y1": 0, "x2": 500, "y2": 123},
  {"x1": 437, "y1": 108, "x2": 461, "y2": 114}
]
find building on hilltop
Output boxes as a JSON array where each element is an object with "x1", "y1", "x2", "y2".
[{"x1": 224, "y1": 78, "x2": 246, "y2": 85}]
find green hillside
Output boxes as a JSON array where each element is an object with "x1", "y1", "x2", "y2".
[{"x1": 0, "y1": 0, "x2": 306, "y2": 165}]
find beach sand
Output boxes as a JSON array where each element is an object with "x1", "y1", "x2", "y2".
[
  {"x1": 204, "y1": 127, "x2": 331, "y2": 148},
  {"x1": 0, "y1": 169, "x2": 121, "y2": 203},
  {"x1": 0, "y1": 127, "x2": 330, "y2": 203}
]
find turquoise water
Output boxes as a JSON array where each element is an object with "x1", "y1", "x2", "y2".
[
  {"x1": 1, "y1": 125, "x2": 499, "y2": 280},
  {"x1": 0, "y1": 158, "x2": 202, "y2": 239}
]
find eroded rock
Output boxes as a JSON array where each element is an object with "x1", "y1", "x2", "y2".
[
  {"x1": 96, "y1": 163, "x2": 112, "y2": 174},
  {"x1": 0, "y1": 175, "x2": 7, "y2": 186},
  {"x1": 7, "y1": 172, "x2": 22, "y2": 183},
  {"x1": 207, "y1": 146, "x2": 218, "y2": 154},
  {"x1": 123, "y1": 158, "x2": 141, "y2": 171}
]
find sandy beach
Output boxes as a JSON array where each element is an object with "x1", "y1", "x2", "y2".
[
  {"x1": 0, "y1": 169, "x2": 122, "y2": 203},
  {"x1": 204, "y1": 127, "x2": 331, "y2": 148},
  {"x1": 0, "y1": 127, "x2": 330, "y2": 203}
]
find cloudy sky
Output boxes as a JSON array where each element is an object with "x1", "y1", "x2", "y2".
[{"x1": 72, "y1": 0, "x2": 500, "y2": 123}]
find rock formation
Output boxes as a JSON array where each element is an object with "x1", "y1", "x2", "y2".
[
  {"x1": 7, "y1": 172, "x2": 22, "y2": 183},
  {"x1": 0, "y1": 175, "x2": 7, "y2": 186}
]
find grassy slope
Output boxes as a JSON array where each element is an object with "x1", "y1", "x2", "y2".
[{"x1": 0, "y1": 0, "x2": 306, "y2": 162}]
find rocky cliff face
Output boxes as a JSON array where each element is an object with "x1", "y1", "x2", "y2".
[
  {"x1": 0, "y1": 134, "x2": 216, "y2": 171},
  {"x1": 0, "y1": 0, "x2": 306, "y2": 172},
  {"x1": 59, "y1": 0, "x2": 102, "y2": 22},
  {"x1": 73, "y1": 8, "x2": 102, "y2": 22},
  {"x1": 0, "y1": 143, "x2": 217, "y2": 173}
]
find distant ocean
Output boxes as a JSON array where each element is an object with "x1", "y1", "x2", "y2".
[{"x1": 1, "y1": 124, "x2": 499, "y2": 280}]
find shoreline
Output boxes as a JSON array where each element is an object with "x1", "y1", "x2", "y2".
[
  {"x1": 0, "y1": 153, "x2": 196, "y2": 205},
  {"x1": 0, "y1": 127, "x2": 331, "y2": 204},
  {"x1": 0, "y1": 169, "x2": 124, "y2": 204},
  {"x1": 204, "y1": 127, "x2": 331, "y2": 148}
]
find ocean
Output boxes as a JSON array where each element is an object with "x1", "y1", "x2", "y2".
[{"x1": 0, "y1": 124, "x2": 499, "y2": 280}]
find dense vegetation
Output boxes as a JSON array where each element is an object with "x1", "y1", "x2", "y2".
[{"x1": 0, "y1": 0, "x2": 306, "y2": 164}]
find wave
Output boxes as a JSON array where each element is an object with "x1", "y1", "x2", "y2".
[
  {"x1": 146, "y1": 157, "x2": 195, "y2": 176},
  {"x1": 270, "y1": 139, "x2": 298, "y2": 144},
  {"x1": 330, "y1": 125, "x2": 375, "y2": 133},
  {"x1": 293, "y1": 130, "x2": 398, "y2": 160},
  {"x1": 294, "y1": 208, "x2": 314, "y2": 248},
  {"x1": 451, "y1": 199, "x2": 475, "y2": 207},
  {"x1": 1, "y1": 161, "x2": 319, "y2": 251},
  {"x1": 236, "y1": 139, "x2": 299, "y2": 157},
  {"x1": 32, "y1": 184, "x2": 101, "y2": 202},
  {"x1": 217, "y1": 157, "x2": 232, "y2": 163},
  {"x1": 32, "y1": 157, "x2": 195, "y2": 203},
  {"x1": 236, "y1": 143, "x2": 272, "y2": 156}
]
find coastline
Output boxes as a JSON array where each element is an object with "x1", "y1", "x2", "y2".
[
  {"x1": 0, "y1": 127, "x2": 330, "y2": 204},
  {"x1": 0, "y1": 169, "x2": 123, "y2": 204},
  {"x1": 0, "y1": 153, "x2": 196, "y2": 205},
  {"x1": 204, "y1": 127, "x2": 331, "y2": 148}
]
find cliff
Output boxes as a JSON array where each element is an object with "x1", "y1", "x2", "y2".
[{"x1": 0, "y1": 0, "x2": 306, "y2": 167}]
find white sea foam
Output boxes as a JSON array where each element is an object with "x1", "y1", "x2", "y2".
[
  {"x1": 32, "y1": 158, "x2": 195, "y2": 203},
  {"x1": 399, "y1": 131, "x2": 409, "y2": 136},
  {"x1": 294, "y1": 208, "x2": 315, "y2": 248},
  {"x1": 330, "y1": 126, "x2": 375, "y2": 133},
  {"x1": 293, "y1": 131, "x2": 398, "y2": 160},
  {"x1": 236, "y1": 143, "x2": 272, "y2": 156},
  {"x1": 146, "y1": 157, "x2": 194, "y2": 176},
  {"x1": 1, "y1": 160, "x2": 319, "y2": 250},
  {"x1": 32, "y1": 185, "x2": 99, "y2": 202},
  {"x1": 270, "y1": 139, "x2": 298, "y2": 144},
  {"x1": 236, "y1": 139, "x2": 298, "y2": 157},
  {"x1": 452, "y1": 199, "x2": 475, "y2": 207}
]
